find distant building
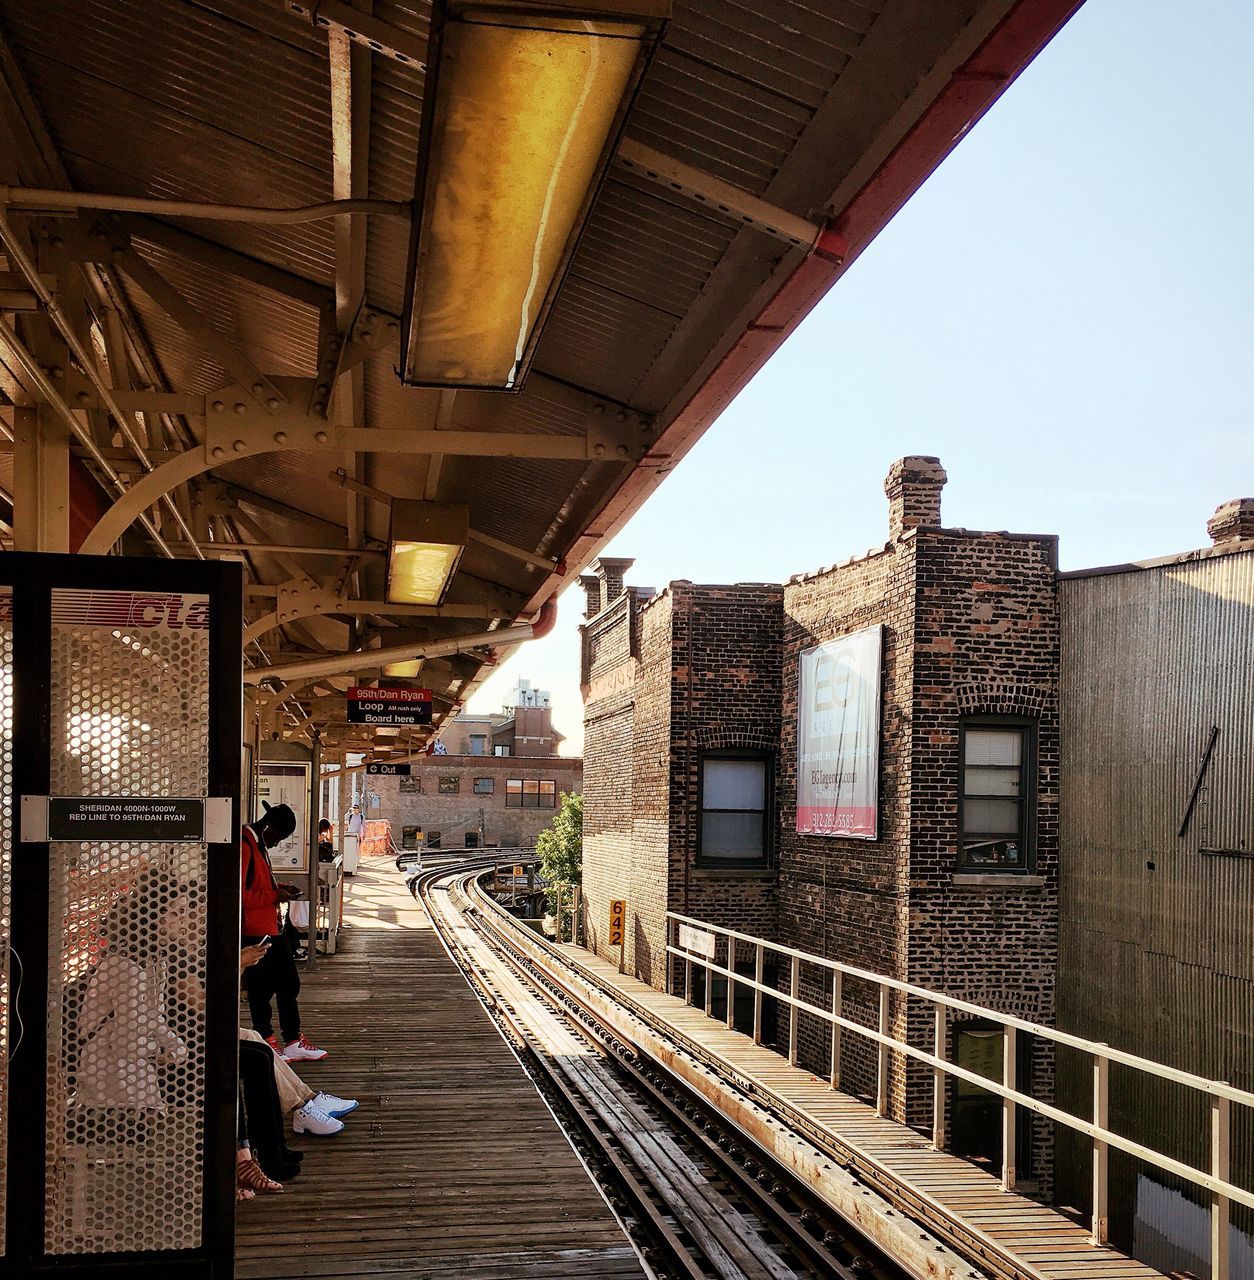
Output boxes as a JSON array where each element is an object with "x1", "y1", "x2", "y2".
[
  {"x1": 370, "y1": 755, "x2": 582, "y2": 852},
  {"x1": 433, "y1": 676, "x2": 565, "y2": 757}
]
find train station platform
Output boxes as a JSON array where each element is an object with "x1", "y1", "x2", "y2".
[
  {"x1": 545, "y1": 942, "x2": 1168, "y2": 1280},
  {"x1": 234, "y1": 861, "x2": 643, "y2": 1280}
]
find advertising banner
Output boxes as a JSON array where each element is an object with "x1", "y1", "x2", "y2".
[{"x1": 796, "y1": 625, "x2": 882, "y2": 839}]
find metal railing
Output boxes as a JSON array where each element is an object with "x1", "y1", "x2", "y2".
[{"x1": 665, "y1": 911, "x2": 1253, "y2": 1280}]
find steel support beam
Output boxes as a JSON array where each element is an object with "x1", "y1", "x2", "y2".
[
  {"x1": 10, "y1": 405, "x2": 69, "y2": 551},
  {"x1": 615, "y1": 138, "x2": 825, "y2": 251}
]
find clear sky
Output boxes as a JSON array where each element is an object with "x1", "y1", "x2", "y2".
[{"x1": 469, "y1": 0, "x2": 1254, "y2": 756}]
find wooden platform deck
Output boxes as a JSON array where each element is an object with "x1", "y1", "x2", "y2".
[
  {"x1": 557, "y1": 943, "x2": 1169, "y2": 1280},
  {"x1": 235, "y1": 862, "x2": 643, "y2": 1280}
]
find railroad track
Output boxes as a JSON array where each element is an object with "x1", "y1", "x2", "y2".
[{"x1": 416, "y1": 860, "x2": 918, "y2": 1280}]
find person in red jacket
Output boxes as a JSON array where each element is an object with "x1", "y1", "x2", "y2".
[{"x1": 241, "y1": 802, "x2": 327, "y2": 1062}]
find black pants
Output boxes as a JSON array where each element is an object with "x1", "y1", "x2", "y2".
[
  {"x1": 238, "y1": 1040, "x2": 288, "y2": 1177},
  {"x1": 241, "y1": 932, "x2": 301, "y2": 1042}
]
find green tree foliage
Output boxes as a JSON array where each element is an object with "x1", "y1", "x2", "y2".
[{"x1": 536, "y1": 790, "x2": 582, "y2": 890}]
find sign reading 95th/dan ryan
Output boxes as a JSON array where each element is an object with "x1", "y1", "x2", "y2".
[
  {"x1": 796, "y1": 625, "x2": 882, "y2": 840},
  {"x1": 347, "y1": 686, "x2": 432, "y2": 726}
]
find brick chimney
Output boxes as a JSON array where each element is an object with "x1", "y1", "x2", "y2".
[
  {"x1": 592, "y1": 556, "x2": 634, "y2": 606},
  {"x1": 579, "y1": 573, "x2": 602, "y2": 619},
  {"x1": 885, "y1": 456, "x2": 947, "y2": 543},
  {"x1": 1207, "y1": 498, "x2": 1254, "y2": 546}
]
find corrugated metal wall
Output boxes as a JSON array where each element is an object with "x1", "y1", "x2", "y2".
[{"x1": 1058, "y1": 548, "x2": 1254, "y2": 1271}]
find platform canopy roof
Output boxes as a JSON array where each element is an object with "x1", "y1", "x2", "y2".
[{"x1": 0, "y1": 0, "x2": 1079, "y2": 753}]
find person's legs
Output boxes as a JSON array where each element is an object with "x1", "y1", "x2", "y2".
[
  {"x1": 242, "y1": 1027, "x2": 315, "y2": 1112},
  {"x1": 239, "y1": 1041, "x2": 298, "y2": 1180},
  {"x1": 267, "y1": 933, "x2": 302, "y2": 1045},
  {"x1": 241, "y1": 934, "x2": 278, "y2": 1039}
]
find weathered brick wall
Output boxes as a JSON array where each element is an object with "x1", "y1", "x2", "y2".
[
  {"x1": 581, "y1": 589, "x2": 653, "y2": 968},
  {"x1": 665, "y1": 584, "x2": 782, "y2": 983},
  {"x1": 905, "y1": 528, "x2": 1060, "y2": 1185},
  {"x1": 371, "y1": 756, "x2": 582, "y2": 849},
  {"x1": 779, "y1": 543, "x2": 916, "y2": 1100}
]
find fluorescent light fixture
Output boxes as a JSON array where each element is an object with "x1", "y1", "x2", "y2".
[
  {"x1": 382, "y1": 658, "x2": 425, "y2": 678},
  {"x1": 401, "y1": 0, "x2": 669, "y2": 390},
  {"x1": 386, "y1": 501, "x2": 469, "y2": 606}
]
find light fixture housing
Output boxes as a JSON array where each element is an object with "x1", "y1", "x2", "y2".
[
  {"x1": 400, "y1": 0, "x2": 669, "y2": 391},
  {"x1": 386, "y1": 500, "x2": 470, "y2": 606}
]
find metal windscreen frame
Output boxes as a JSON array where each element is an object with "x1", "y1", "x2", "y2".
[{"x1": 1, "y1": 552, "x2": 242, "y2": 1280}]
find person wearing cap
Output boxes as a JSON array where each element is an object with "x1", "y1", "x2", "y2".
[{"x1": 241, "y1": 802, "x2": 328, "y2": 1062}]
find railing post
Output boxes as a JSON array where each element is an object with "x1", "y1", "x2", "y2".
[
  {"x1": 932, "y1": 1002, "x2": 946, "y2": 1150},
  {"x1": 829, "y1": 971, "x2": 842, "y2": 1090},
  {"x1": 788, "y1": 955, "x2": 800, "y2": 1066},
  {"x1": 726, "y1": 937, "x2": 736, "y2": 1029},
  {"x1": 704, "y1": 942, "x2": 714, "y2": 1017},
  {"x1": 1211, "y1": 1092, "x2": 1230, "y2": 1280},
  {"x1": 753, "y1": 943, "x2": 764, "y2": 1045},
  {"x1": 1091, "y1": 1049, "x2": 1109, "y2": 1245},
  {"x1": 1002, "y1": 1026, "x2": 1018, "y2": 1192},
  {"x1": 877, "y1": 986, "x2": 891, "y2": 1117},
  {"x1": 664, "y1": 916, "x2": 671, "y2": 992}
]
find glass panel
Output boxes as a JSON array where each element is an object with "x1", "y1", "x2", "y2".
[
  {"x1": 963, "y1": 766, "x2": 1021, "y2": 797},
  {"x1": 964, "y1": 729, "x2": 1022, "y2": 767},
  {"x1": 473, "y1": 777, "x2": 493, "y2": 794},
  {"x1": 46, "y1": 588, "x2": 211, "y2": 1255},
  {"x1": 703, "y1": 759, "x2": 765, "y2": 811},
  {"x1": 962, "y1": 839, "x2": 1023, "y2": 868},
  {"x1": 469, "y1": 735, "x2": 485, "y2": 756},
  {"x1": 701, "y1": 811, "x2": 765, "y2": 858},
  {"x1": 964, "y1": 797, "x2": 1021, "y2": 836}
]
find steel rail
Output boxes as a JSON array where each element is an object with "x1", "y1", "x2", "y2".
[
  {"x1": 422, "y1": 864, "x2": 912, "y2": 1280},
  {"x1": 0, "y1": 187, "x2": 409, "y2": 223},
  {"x1": 461, "y1": 876, "x2": 1045, "y2": 1280}
]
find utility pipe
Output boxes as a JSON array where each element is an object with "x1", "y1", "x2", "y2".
[
  {"x1": 244, "y1": 598, "x2": 557, "y2": 687},
  {"x1": 0, "y1": 210, "x2": 204, "y2": 557},
  {"x1": 244, "y1": 622, "x2": 535, "y2": 686},
  {"x1": 0, "y1": 187, "x2": 410, "y2": 224}
]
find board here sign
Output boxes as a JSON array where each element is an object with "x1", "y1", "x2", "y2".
[{"x1": 347, "y1": 686, "x2": 433, "y2": 726}]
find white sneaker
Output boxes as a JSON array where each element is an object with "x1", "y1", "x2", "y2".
[
  {"x1": 314, "y1": 1091, "x2": 358, "y2": 1118},
  {"x1": 281, "y1": 1035, "x2": 328, "y2": 1062},
  {"x1": 293, "y1": 1102, "x2": 344, "y2": 1136}
]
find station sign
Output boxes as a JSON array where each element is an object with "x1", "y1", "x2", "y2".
[
  {"x1": 48, "y1": 796, "x2": 206, "y2": 842},
  {"x1": 609, "y1": 899, "x2": 626, "y2": 947},
  {"x1": 347, "y1": 686, "x2": 433, "y2": 726},
  {"x1": 366, "y1": 762, "x2": 412, "y2": 776}
]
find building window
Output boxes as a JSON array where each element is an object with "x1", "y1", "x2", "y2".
[
  {"x1": 439, "y1": 775, "x2": 460, "y2": 795},
  {"x1": 494, "y1": 744, "x2": 510, "y2": 756},
  {"x1": 506, "y1": 778, "x2": 557, "y2": 808},
  {"x1": 469, "y1": 734, "x2": 486, "y2": 756},
  {"x1": 959, "y1": 720, "x2": 1034, "y2": 871},
  {"x1": 698, "y1": 754, "x2": 770, "y2": 867},
  {"x1": 473, "y1": 776, "x2": 494, "y2": 795}
]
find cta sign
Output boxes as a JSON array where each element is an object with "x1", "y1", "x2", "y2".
[
  {"x1": 347, "y1": 686, "x2": 433, "y2": 726},
  {"x1": 366, "y1": 762, "x2": 412, "y2": 776},
  {"x1": 48, "y1": 796, "x2": 206, "y2": 842},
  {"x1": 796, "y1": 625, "x2": 882, "y2": 840}
]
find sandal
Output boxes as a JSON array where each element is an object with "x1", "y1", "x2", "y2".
[{"x1": 237, "y1": 1156, "x2": 283, "y2": 1195}]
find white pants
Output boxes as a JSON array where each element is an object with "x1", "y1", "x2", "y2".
[{"x1": 239, "y1": 1028, "x2": 314, "y2": 1113}]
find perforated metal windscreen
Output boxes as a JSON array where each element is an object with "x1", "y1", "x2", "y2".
[
  {"x1": 0, "y1": 587, "x2": 12, "y2": 1254},
  {"x1": 44, "y1": 590, "x2": 211, "y2": 1255}
]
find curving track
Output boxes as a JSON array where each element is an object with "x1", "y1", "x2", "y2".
[{"x1": 415, "y1": 859, "x2": 922, "y2": 1280}]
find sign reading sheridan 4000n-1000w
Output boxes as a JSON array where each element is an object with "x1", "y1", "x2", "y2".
[
  {"x1": 796, "y1": 624, "x2": 882, "y2": 840},
  {"x1": 347, "y1": 686, "x2": 433, "y2": 726}
]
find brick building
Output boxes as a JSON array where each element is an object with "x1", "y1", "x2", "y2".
[
  {"x1": 435, "y1": 677, "x2": 564, "y2": 757},
  {"x1": 370, "y1": 754, "x2": 582, "y2": 851},
  {"x1": 579, "y1": 459, "x2": 1060, "y2": 1184}
]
